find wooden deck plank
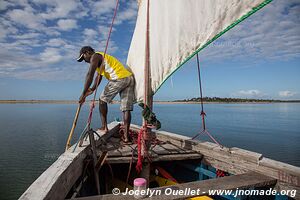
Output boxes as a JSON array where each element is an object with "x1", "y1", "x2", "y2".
[
  {"x1": 105, "y1": 153, "x2": 202, "y2": 164},
  {"x1": 98, "y1": 135, "x2": 197, "y2": 158},
  {"x1": 98, "y1": 144, "x2": 137, "y2": 157},
  {"x1": 151, "y1": 143, "x2": 196, "y2": 155},
  {"x1": 72, "y1": 172, "x2": 277, "y2": 200}
]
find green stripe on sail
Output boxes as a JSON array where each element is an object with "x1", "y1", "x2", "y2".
[{"x1": 154, "y1": 0, "x2": 273, "y2": 95}]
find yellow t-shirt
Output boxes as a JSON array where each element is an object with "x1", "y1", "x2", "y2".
[{"x1": 95, "y1": 52, "x2": 132, "y2": 80}]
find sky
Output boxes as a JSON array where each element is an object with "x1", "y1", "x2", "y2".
[{"x1": 0, "y1": 0, "x2": 299, "y2": 101}]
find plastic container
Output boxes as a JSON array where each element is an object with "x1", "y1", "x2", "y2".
[{"x1": 133, "y1": 178, "x2": 147, "y2": 199}]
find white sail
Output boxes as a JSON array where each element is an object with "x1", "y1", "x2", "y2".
[{"x1": 127, "y1": 0, "x2": 272, "y2": 102}]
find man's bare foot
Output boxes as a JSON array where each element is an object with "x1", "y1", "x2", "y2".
[
  {"x1": 122, "y1": 138, "x2": 132, "y2": 145},
  {"x1": 97, "y1": 127, "x2": 109, "y2": 134},
  {"x1": 122, "y1": 135, "x2": 132, "y2": 144}
]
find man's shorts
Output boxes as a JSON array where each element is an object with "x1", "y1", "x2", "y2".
[{"x1": 100, "y1": 75, "x2": 135, "y2": 111}]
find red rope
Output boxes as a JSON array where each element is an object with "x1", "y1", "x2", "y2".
[
  {"x1": 103, "y1": 0, "x2": 120, "y2": 57},
  {"x1": 204, "y1": 130, "x2": 221, "y2": 146},
  {"x1": 192, "y1": 53, "x2": 222, "y2": 147},
  {"x1": 136, "y1": 127, "x2": 144, "y2": 173},
  {"x1": 155, "y1": 166, "x2": 178, "y2": 183},
  {"x1": 196, "y1": 54, "x2": 206, "y2": 130},
  {"x1": 86, "y1": 0, "x2": 120, "y2": 127},
  {"x1": 118, "y1": 125, "x2": 163, "y2": 173},
  {"x1": 216, "y1": 169, "x2": 229, "y2": 177},
  {"x1": 136, "y1": 0, "x2": 151, "y2": 174}
]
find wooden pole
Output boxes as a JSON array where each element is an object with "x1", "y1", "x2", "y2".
[
  {"x1": 88, "y1": 130, "x2": 101, "y2": 195},
  {"x1": 141, "y1": 0, "x2": 152, "y2": 185},
  {"x1": 144, "y1": 1, "x2": 152, "y2": 109},
  {"x1": 65, "y1": 104, "x2": 82, "y2": 151}
]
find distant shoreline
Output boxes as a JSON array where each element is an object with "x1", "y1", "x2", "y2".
[{"x1": 0, "y1": 100, "x2": 299, "y2": 104}]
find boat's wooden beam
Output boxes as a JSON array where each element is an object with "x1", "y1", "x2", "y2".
[
  {"x1": 96, "y1": 151, "x2": 108, "y2": 172},
  {"x1": 128, "y1": 124, "x2": 300, "y2": 198},
  {"x1": 105, "y1": 153, "x2": 202, "y2": 164},
  {"x1": 153, "y1": 129, "x2": 300, "y2": 192},
  {"x1": 71, "y1": 172, "x2": 277, "y2": 200},
  {"x1": 19, "y1": 122, "x2": 120, "y2": 200},
  {"x1": 95, "y1": 122, "x2": 121, "y2": 147}
]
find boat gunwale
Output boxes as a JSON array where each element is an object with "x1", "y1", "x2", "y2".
[{"x1": 19, "y1": 122, "x2": 300, "y2": 199}]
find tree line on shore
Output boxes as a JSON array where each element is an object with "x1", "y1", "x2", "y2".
[{"x1": 174, "y1": 97, "x2": 300, "y2": 103}]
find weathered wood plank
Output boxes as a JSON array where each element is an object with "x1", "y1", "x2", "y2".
[
  {"x1": 105, "y1": 153, "x2": 202, "y2": 164},
  {"x1": 19, "y1": 122, "x2": 121, "y2": 200},
  {"x1": 230, "y1": 147, "x2": 262, "y2": 163},
  {"x1": 95, "y1": 122, "x2": 121, "y2": 147},
  {"x1": 88, "y1": 131, "x2": 101, "y2": 194},
  {"x1": 275, "y1": 181, "x2": 300, "y2": 199},
  {"x1": 19, "y1": 152, "x2": 87, "y2": 200},
  {"x1": 98, "y1": 144, "x2": 137, "y2": 157},
  {"x1": 151, "y1": 143, "x2": 196, "y2": 155},
  {"x1": 155, "y1": 130, "x2": 300, "y2": 185},
  {"x1": 72, "y1": 172, "x2": 277, "y2": 200},
  {"x1": 96, "y1": 151, "x2": 108, "y2": 171},
  {"x1": 130, "y1": 125, "x2": 300, "y2": 198}
]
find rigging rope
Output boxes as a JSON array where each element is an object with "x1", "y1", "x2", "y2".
[
  {"x1": 86, "y1": 0, "x2": 120, "y2": 129},
  {"x1": 196, "y1": 53, "x2": 206, "y2": 131},
  {"x1": 192, "y1": 53, "x2": 222, "y2": 147},
  {"x1": 70, "y1": 0, "x2": 120, "y2": 151}
]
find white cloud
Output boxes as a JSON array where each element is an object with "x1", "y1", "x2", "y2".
[
  {"x1": 11, "y1": 32, "x2": 41, "y2": 40},
  {"x1": 0, "y1": 0, "x2": 137, "y2": 81},
  {"x1": 0, "y1": 24, "x2": 11, "y2": 41},
  {"x1": 201, "y1": 0, "x2": 300, "y2": 63},
  {"x1": 34, "y1": 0, "x2": 87, "y2": 20},
  {"x1": 235, "y1": 89, "x2": 265, "y2": 98},
  {"x1": 115, "y1": 1, "x2": 138, "y2": 25},
  {"x1": 46, "y1": 38, "x2": 66, "y2": 47},
  {"x1": 0, "y1": 48, "x2": 37, "y2": 70},
  {"x1": 0, "y1": 0, "x2": 13, "y2": 11},
  {"x1": 5, "y1": 0, "x2": 297, "y2": 86},
  {"x1": 80, "y1": 26, "x2": 119, "y2": 54},
  {"x1": 57, "y1": 19, "x2": 78, "y2": 31},
  {"x1": 89, "y1": 0, "x2": 116, "y2": 18},
  {"x1": 13, "y1": 68, "x2": 80, "y2": 81},
  {"x1": 40, "y1": 48, "x2": 63, "y2": 63},
  {"x1": 7, "y1": 9, "x2": 45, "y2": 29},
  {"x1": 279, "y1": 90, "x2": 297, "y2": 97},
  {"x1": 84, "y1": 28, "x2": 98, "y2": 38}
]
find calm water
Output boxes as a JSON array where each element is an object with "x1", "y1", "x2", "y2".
[{"x1": 0, "y1": 103, "x2": 299, "y2": 200}]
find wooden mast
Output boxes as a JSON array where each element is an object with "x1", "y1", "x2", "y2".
[
  {"x1": 144, "y1": 0, "x2": 152, "y2": 109},
  {"x1": 140, "y1": 0, "x2": 152, "y2": 183}
]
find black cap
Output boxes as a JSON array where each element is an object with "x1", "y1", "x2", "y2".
[{"x1": 77, "y1": 46, "x2": 94, "y2": 62}]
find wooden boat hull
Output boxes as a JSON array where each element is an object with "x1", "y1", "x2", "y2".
[{"x1": 19, "y1": 122, "x2": 300, "y2": 200}]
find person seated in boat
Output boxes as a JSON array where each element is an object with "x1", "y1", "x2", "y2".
[{"x1": 77, "y1": 46, "x2": 135, "y2": 143}]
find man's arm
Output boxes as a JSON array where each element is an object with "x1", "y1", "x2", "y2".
[
  {"x1": 79, "y1": 54, "x2": 103, "y2": 103},
  {"x1": 91, "y1": 74, "x2": 102, "y2": 91},
  {"x1": 90, "y1": 54, "x2": 104, "y2": 91}
]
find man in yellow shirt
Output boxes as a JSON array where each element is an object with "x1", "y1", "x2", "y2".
[{"x1": 77, "y1": 46, "x2": 135, "y2": 143}]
